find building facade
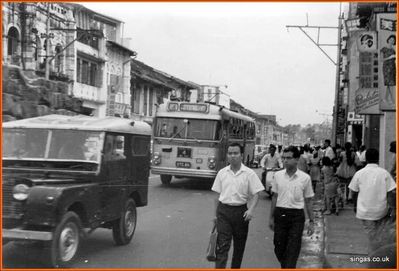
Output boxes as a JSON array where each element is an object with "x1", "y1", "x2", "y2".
[{"x1": 336, "y1": 2, "x2": 397, "y2": 169}]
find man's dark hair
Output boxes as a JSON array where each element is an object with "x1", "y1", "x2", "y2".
[
  {"x1": 269, "y1": 144, "x2": 276, "y2": 150},
  {"x1": 366, "y1": 148, "x2": 379, "y2": 163},
  {"x1": 228, "y1": 142, "x2": 243, "y2": 154},
  {"x1": 360, "y1": 145, "x2": 366, "y2": 152},
  {"x1": 283, "y1": 145, "x2": 300, "y2": 158},
  {"x1": 325, "y1": 139, "x2": 331, "y2": 145}
]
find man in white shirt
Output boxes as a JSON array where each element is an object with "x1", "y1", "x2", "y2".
[
  {"x1": 323, "y1": 139, "x2": 335, "y2": 160},
  {"x1": 268, "y1": 146, "x2": 315, "y2": 268},
  {"x1": 211, "y1": 142, "x2": 264, "y2": 268},
  {"x1": 349, "y1": 148, "x2": 396, "y2": 255},
  {"x1": 260, "y1": 144, "x2": 283, "y2": 193}
]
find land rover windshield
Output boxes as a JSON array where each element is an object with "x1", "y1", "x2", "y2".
[
  {"x1": 154, "y1": 118, "x2": 221, "y2": 140},
  {"x1": 3, "y1": 128, "x2": 103, "y2": 164}
]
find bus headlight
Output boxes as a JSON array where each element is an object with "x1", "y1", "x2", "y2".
[
  {"x1": 153, "y1": 152, "x2": 161, "y2": 165},
  {"x1": 208, "y1": 157, "x2": 216, "y2": 169},
  {"x1": 13, "y1": 184, "x2": 30, "y2": 201}
]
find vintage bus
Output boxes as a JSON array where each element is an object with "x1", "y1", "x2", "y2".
[{"x1": 151, "y1": 100, "x2": 256, "y2": 184}]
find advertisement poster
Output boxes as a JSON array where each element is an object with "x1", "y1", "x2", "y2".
[
  {"x1": 357, "y1": 31, "x2": 377, "y2": 52},
  {"x1": 377, "y1": 13, "x2": 397, "y2": 111},
  {"x1": 355, "y1": 88, "x2": 380, "y2": 114}
]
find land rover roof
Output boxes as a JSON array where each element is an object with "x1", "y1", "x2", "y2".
[{"x1": 3, "y1": 114, "x2": 152, "y2": 135}]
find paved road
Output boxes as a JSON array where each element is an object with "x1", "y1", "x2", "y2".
[{"x1": 3, "y1": 168, "x2": 280, "y2": 268}]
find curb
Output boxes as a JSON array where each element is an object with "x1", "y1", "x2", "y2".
[{"x1": 298, "y1": 198, "x2": 326, "y2": 268}]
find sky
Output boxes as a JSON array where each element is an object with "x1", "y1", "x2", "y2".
[{"x1": 81, "y1": 2, "x2": 342, "y2": 126}]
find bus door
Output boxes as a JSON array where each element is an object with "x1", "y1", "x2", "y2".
[{"x1": 219, "y1": 120, "x2": 230, "y2": 167}]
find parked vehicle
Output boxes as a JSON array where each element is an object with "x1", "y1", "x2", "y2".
[{"x1": 2, "y1": 115, "x2": 152, "y2": 267}]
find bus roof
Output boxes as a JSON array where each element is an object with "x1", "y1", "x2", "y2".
[
  {"x1": 156, "y1": 101, "x2": 255, "y2": 123},
  {"x1": 3, "y1": 114, "x2": 152, "y2": 135}
]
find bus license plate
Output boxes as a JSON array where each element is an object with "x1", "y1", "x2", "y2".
[{"x1": 176, "y1": 161, "x2": 191, "y2": 168}]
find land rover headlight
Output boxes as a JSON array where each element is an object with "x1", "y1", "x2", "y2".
[{"x1": 13, "y1": 184, "x2": 30, "y2": 201}]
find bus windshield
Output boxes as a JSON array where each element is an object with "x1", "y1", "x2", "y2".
[
  {"x1": 3, "y1": 128, "x2": 103, "y2": 162},
  {"x1": 155, "y1": 118, "x2": 221, "y2": 140}
]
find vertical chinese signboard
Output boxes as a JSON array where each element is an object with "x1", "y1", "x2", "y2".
[
  {"x1": 377, "y1": 13, "x2": 396, "y2": 111},
  {"x1": 355, "y1": 31, "x2": 380, "y2": 115}
]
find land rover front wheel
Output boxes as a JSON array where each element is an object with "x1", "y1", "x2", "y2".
[
  {"x1": 112, "y1": 198, "x2": 137, "y2": 245},
  {"x1": 160, "y1": 174, "x2": 172, "y2": 185},
  {"x1": 50, "y1": 211, "x2": 82, "y2": 267}
]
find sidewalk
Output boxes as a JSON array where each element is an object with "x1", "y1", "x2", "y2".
[
  {"x1": 298, "y1": 185, "x2": 369, "y2": 268},
  {"x1": 323, "y1": 204, "x2": 369, "y2": 268}
]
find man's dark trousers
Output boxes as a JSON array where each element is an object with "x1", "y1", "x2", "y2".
[
  {"x1": 215, "y1": 202, "x2": 249, "y2": 269},
  {"x1": 273, "y1": 207, "x2": 305, "y2": 268}
]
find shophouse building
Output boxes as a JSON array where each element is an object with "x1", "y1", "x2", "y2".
[{"x1": 336, "y1": 2, "x2": 397, "y2": 169}]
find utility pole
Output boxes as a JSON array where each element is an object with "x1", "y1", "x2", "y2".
[
  {"x1": 286, "y1": 5, "x2": 343, "y2": 145},
  {"x1": 45, "y1": 3, "x2": 50, "y2": 80},
  {"x1": 332, "y1": 9, "x2": 343, "y2": 146}
]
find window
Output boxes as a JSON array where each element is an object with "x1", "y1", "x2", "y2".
[
  {"x1": 131, "y1": 137, "x2": 150, "y2": 156},
  {"x1": 104, "y1": 134, "x2": 126, "y2": 161},
  {"x1": 7, "y1": 27, "x2": 19, "y2": 56},
  {"x1": 77, "y1": 28, "x2": 99, "y2": 49},
  {"x1": 77, "y1": 57, "x2": 99, "y2": 87}
]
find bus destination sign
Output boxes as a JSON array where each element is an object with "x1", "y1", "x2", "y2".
[
  {"x1": 167, "y1": 102, "x2": 179, "y2": 111},
  {"x1": 180, "y1": 103, "x2": 208, "y2": 113}
]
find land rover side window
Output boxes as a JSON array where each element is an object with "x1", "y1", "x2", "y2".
[
  {"x1": 3, "y1": 128, "x2": 47, "y2": 159},
  {"x1": 131, "y1": 136, "x2": 150, "y2": 156},
  {"x1": 104, "y1": 134, "x2": 127, "y2": 161},
  {"x1": 48, "y1": 130, "x2": 102, "y2": 161}
]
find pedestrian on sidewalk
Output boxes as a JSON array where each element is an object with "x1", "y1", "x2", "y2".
[
  {"x1": 323, "y1": 139, "x2": 335, "y2": 161},
  {"x1": 309, "y1": 149, "x2": 321, "y2": 194},
  {"x1": 211, "y1": 142, "x2": 264, "y2": 269},
  {"x1": 297, "y1": 146, "x2": 310, "y2": 174},
  {"x1": 348, "y1": 148, "x2": 396, "y2": 255},
  {"x1": 336, "y1": 142, "x2": 360, "y2": 203},
  {"x1": 268, "y1": 146, "x2": 315, "y2": 268},
  {"x1": 321, "y1": 157, "x2": 339, "y2": 215}
]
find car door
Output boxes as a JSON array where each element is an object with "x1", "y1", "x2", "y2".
[{"x1": 101, "y1": 133, "x2": 128, "y2": 221}]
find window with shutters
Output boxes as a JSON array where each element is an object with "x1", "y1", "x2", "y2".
[{"x1": 77, "y1": 56, "x2": 99, "y2": 87}]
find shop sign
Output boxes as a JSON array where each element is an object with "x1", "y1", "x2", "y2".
[
  {"x1": 355, "y1": 88, "x2": 380, "y2": 114},
  {"x1": 114, "y1": 102, "x2": 128, "y2": 115},
  {"x1": 347, "y1": 111, "x2": 363, "y2": 122},
  {"x1": 345, "y1": 18, "x2": 362, "y2": 32}
]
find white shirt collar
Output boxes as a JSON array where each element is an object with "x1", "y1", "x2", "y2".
[{"x1": 228, "y1": 163, "x2": 247, "y2": 174}]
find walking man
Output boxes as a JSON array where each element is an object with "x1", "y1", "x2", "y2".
[
  {"x1": 211, "y1": 142, "x2": 264, "y2": 268},
  {"x1": 348, "y1": 148, "x2": 396, "y2": 255},
  {"x1": 269, "y1": 146, "x2": 315, "y2": 268},
  {"x1": 323, "y1": 139, "x2": 335, "y2": 160}
]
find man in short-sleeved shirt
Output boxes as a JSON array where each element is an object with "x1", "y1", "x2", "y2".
[
  {"x1": 268, "y1": 146, "x2": 315, "y2": 268},
  {"x1": 211, "y1": 143, "x2": 264, "y2": 268},
  {"x1": 349, "y1": 148, "x2": 396, "y2": 254},
  {"x1": 324, "y1": 139, "x2": 335, "y2": 160}
]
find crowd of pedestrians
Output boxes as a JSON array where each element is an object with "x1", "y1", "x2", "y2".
[{"x1": 211, "y1": 140, "x2": 396, "y2": 269}]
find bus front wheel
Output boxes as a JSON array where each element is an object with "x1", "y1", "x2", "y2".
[{"x1": 160, "y1": 175, "x2": 172, "y2": 185}]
